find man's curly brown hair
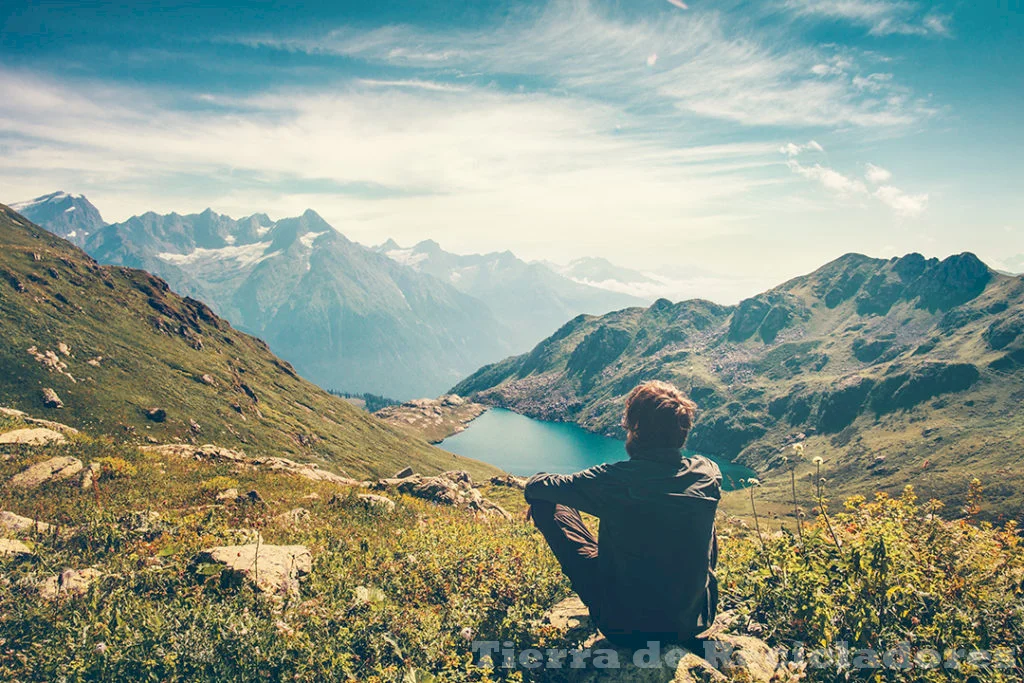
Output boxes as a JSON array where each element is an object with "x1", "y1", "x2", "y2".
[{"x1": 622, "y1": 380, "x2": 697, "y2": 454}]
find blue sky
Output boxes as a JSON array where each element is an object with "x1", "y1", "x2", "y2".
[{"x1": 1, "y1": 0, "x2": 1022, "y2": 286}]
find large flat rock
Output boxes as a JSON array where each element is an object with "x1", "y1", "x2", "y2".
[
  {"x1": 0, "y1": 511, "x2": 52, "y2": 535},
  {"x1": 10, "y1": 456, "x2": 83, "y2": 488},
  {"x1": 195, "y1": 544, "x2": 312, "y2": 596},
  {"x1": 0, "y1": 538, "x2": 34, "y2": 558},
  {"x1": 534, "y1": 597, "x2": 778, "y2": 683},
  {"x1": 38, "y1": 568, "x2": 102, "y2": 600},
  {"x1": 0, "y1": 428, "x2": 68, "y2": 446}
]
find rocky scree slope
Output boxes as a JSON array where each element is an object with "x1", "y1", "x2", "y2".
[
  {"x1": 0, "y1": 204, "x2": 498, "y2": 481},
  {"x1": 455, "y1": 252, "x2": 1024, "y2": 520}
]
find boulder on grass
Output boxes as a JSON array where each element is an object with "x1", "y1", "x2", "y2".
[
  {"x1": 0, "y1": 511, "x2": 52, "y2": 535},
  {"x1": 534, "y1": 596, "x2": 778, "y2": 683},
  {"x1": 10, "y1": 456, "x2": 83, "y2": 488},
  {"x1": 38, "y1": 568, "x2": 102, "y2": 600},
  {"x1": 194, "y1": 544, "x2": 312, "y2": 596},
  {"x1": 42, "y1": 388, "x2": 63, "y2": 409},
  {"x1": 357, "y1": 494, "x2": 396, "y2": 513},
  {"x1": 0, "y1": 538, "x2": 34, "y2": 559},
  {"x1": 274, "y1": 507, "x2": 312, "y2": 526},
  {"x1": 0, "y1": 428, "x2": 67, "y2": 446},
  {"x1": 490, "y1": 474, "x2": 527, "y2": 490}
]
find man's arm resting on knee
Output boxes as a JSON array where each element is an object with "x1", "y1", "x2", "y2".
[{"x1": 523, "y1": 465, "x2": 614, "y2": 516}]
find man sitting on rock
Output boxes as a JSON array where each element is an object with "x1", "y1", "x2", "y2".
[{"x1": 525, "y1": 380, "x2": 721, "y2": 648}]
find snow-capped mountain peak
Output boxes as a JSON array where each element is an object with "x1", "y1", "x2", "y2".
[{"x1": 7, "y1": 191, "x2": 105, "y2": 248}]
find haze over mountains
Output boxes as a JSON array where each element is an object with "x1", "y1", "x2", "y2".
[
  {"x1": 374, "y1": 239, "x2": 645, "y2": 352},
  {"x1": 12, "y1": 192, "x2": 658, "y2": 398}
]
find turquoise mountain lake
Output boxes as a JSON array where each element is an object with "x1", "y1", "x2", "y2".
[{"x1": 441, "y1": 408, "x2": 754, "y2": 491}]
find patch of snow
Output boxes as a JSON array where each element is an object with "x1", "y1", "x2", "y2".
[
  {"x1": 157, "y1": 241, "x2": 273, "y2": 269},
  {"x1": 67, "y1": 231, "x2": 78, "y2": 239},
  {"x1": 254, "y1": 223, "x2": 273, "y2": 237},
  {"x1": 384, "y1": 248, "x2": 428, "y2": 268},
  {"x1": 450, "y1": 271, "x2": 462, "y2": 283},
  {"x1": 299, "y1": 231, "x2": 326, "y2": 249},
  {"x1": 10, "y1": 191, "x2": 69, "y2": 212},
  {"x1": 64, "y1": 206, "x2": 76, "y2": 213},
  {"x1": 223, "y1": 234, "x2": 236, "y2": 245}
]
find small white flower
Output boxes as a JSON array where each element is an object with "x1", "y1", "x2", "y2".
[
  {"x1": 94, "y1": 642, "x2": 108, "y2": 654},
  {"x1": 746, "y1": 478, "x2": 761, "y2": 487},
  {"x1": 792, "y1": 443, "x2": 805, "y2": 454},
  {"x1": 460, "y1": 627, "x2": 474, "y2": 641},
  {"x1": 813, "y1": 456, "x2": 824, "y2": 465}
]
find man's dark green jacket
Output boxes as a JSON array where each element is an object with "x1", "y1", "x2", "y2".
[{"x1": 524, "y1": 448, "x2": 721, "y2": 644}]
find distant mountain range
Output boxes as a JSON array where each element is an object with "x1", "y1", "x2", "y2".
[
  {"x1": 455, "y1": 251, "x2": 1024, "y2": 522},
  {"x1": 82, "y1": 208, "x2": 513, "y2": 399},
  {"x1": 11, "y1": 192, "x2": 654, "y2": 398},
  {"x1": 373, "y1": 239, "x2": 646, "y2": 352}
]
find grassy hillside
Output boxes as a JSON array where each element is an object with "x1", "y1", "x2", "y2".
[
  {"x1": 1, "y1": 415, "x2": 1021, "y2": 681},
  {"x1": 454, "y1": 252, "x2": 1024, "y2": 523},
  {"x1": 0, "y1": 204, "x2": 499, "y2": 481}
]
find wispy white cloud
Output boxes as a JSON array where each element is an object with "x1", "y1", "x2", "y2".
[
  {"x1": 782, "y1": 143, "x2": 927, "y2": 216},
  {"x1": 780, "y1": 140, "x2": 824, "y2": 157},
  {"x1": 787, "y1": 160, "x2": 868, "y2": 195},
  {"x1": 865, "y1": 162, "x2": 892, "y2": 184},
  {"x1": 357, "y1": 79, "x2": 469, "y2": 92},
  {"x1": 0, "y1": 66, "x2": 783, "y2": 263},
  {"x1": 243, "y1": 0, "x2": 934, "y2": 129},
  {"x1": 784, "y1": 0, "x2": 951, "y2": 37},
  {"x1": 873, "y1": 184, "x2": 928, "y2": 216}
]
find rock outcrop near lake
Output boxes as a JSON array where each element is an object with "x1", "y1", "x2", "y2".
[
  {"x1": 373, "y1": 394, "x2": 486, "y2": 443},
  {"x1": 455, "y1": 252, "x2": 1024, "y2": 522}
]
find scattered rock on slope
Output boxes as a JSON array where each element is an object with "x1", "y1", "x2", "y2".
[
  {"x1": 0, "y1": 538, "x2": 34, "y2": 559},
  {"x1": 143, "y1": 444, "x2": 359, "y2": 485},
  {"x1": 38, "y1": 568, "x2": 102, "y2": 601},
  {"x1": 356, "y1": 494, "x2": 396, "y2": 512},
  {"x1": 0, "y1": 428, "x2": 68, "y2": 446},
  {"x1": 0, "y1": 408, "x2": 78, "y2": 434},
  {"x1": 490, "y1": 474, "x2": 527, "y2": 490},
  {"x1": 10, "y1": 456, "x2": 83, "y2": 488},
  {"x1": 374, "y1": 472, "x2": 510, "y2": 519},
  {"x1": 0, "y1": 511, "x2": 53, "y2": 535},
  {"x1": 41, "y1": 388, "x2": 64, "y2": 408},
  {"x1": 193, "y1": 544, "x2": 312, "y2": 596}
]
